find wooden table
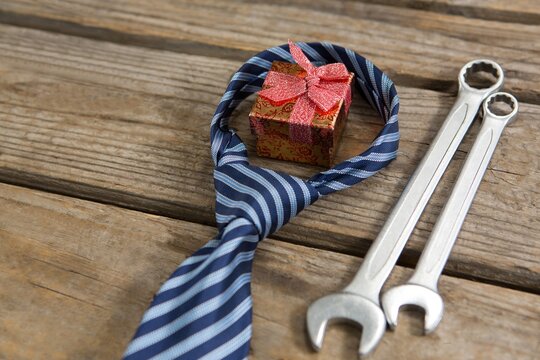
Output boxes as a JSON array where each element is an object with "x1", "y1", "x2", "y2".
[{"x1": 1, "y1": 1, "x2": 539, "y2": 359}]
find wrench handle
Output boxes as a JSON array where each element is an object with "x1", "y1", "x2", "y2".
[
  {"x1": 409, "y1": 114, "x2": 509, "y2": 290},
  {"x1": 346, "y1": 91, "x2": 484, "y2": 303}
]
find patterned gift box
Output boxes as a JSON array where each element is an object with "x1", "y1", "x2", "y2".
[{"x1": 249, "y1": 61, "x2": 354, "y2": 167}]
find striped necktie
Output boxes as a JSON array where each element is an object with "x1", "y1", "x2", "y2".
[{"x1": 123, "y1": 42, "x2": 400, "y2": 360}]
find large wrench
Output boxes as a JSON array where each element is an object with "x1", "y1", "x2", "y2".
[
  {"x1": 306, "y1": 60, "x2": 504, "y2": 358},
  {"x1": 381, "y1": 92, "x2": 518, "y2": 334}
]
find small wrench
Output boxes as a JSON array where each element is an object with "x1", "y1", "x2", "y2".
[
  {"x1": 381, "y1": 92, "x2": 518, "y2": 334},
  {"x1": 306, "y1": 60, "x2": 504, "y2": 358}
]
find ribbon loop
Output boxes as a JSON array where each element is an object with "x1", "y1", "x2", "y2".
[
  {"x1": 288, "y1": 40, "x2": 316, "y2": 74},
  {"x1": 315, "y1": 62, "x2": 350, "y2": 80},
  {"x1": 257, "y1": 72, "x2": 306, "y2": 103}
]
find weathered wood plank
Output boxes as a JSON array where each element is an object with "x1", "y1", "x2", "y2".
[
  {"x1": 0, "y1": 0, "x2": 539, "y2": 103},
  {"x1": 0, "y1": 25, "x2": 538, "y2": 291},
  {"x1": 245, "y1": 0, "x2": 540, "y2": 50},
  {"x1": 359, "y1": 0, "x2": 540, "y2": 24},
  {"x1": 1, "y1": 183, "x2": 539, "y2": 359}
]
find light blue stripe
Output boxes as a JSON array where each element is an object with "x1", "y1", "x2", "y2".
[
  {"x1": 317, "y1": 151, "x2": 398, "y2": 179},
  {"x1": 263, "y1": 168, "x2": 297, "y2": 220},
  {"x1": 181, "y1": 253, "x2": 211, "y2": 267},
  {"x1": 343, "y1": 150, "x2": 398, "y2": 165},
  {"x1": 199, "y1": 325, "x2": 252, "y2": 360},
  {"x1": 367, "y1": 60, "x2": 378, "y2": 94},
  {"x1": 345, "y1": 48, "x2": 366, "y2": 83},
  {"x1": 220, "y1": 218, "x2": 254, "y2": 238},
  {"x1": 298, "y1": 42, "x2": 325, "y2": 63},
  {"x1": 328, "y1": 169, "x2": 376, "y2": 180},
  {"x1": 231, "y1": 72, "x2": 257, "y2": 82},
  {"x1": 149, "y1": 297, "x2": 252, "y2": 359},
  {"x1": 366, "y1": 61, "x2": 384, "y2": 117},
  {"x1": 290, "y1": 176, "x2": 313, "y2": 207},
  {"x1": 218, "y1": 155, "x2": 249, "y2": 166},
  {"x1": 210, "y1": 111, "x2": 223, "y2": 128},
  {"x1": 268, "y1": 46, "x2": 293, "y2": 61},
  {"x1": 345, "y1": 48, "x2": 378, "y2": 112},
  {"x1": 221, "y1": 90, "x2": 235, "y2": 101},
  {"x1": 126, "y1": 273, "x2": 252, "y2": 356},
  {"x1": 381, "y1": 73, "x2": 392, "y2": 111},
  {"x1": 226, "y1": 143, "x2": 247, "y2": 153},
  {"x1": 157, "y1": 234, "x2": 257, "y2": 294},
  {"x1": 216, "y1": 193, "x2": 263, "y2": 234},
  {"x1": 322, "y1": 42, "x2": 344, "y2": 63},
  {"x1": 229, "y1": 163, "x2": 285, "y2": 231},
  {"x1": 214, "y1": 171, "x2": 272, "y2": 232},
  {"x1": 309, "y1": 169, "x2": 377, "y2": 187},
  {"x1": 323, "y1": 180, "x2": 350, "y2": 191},
  {"x1": 180, "y1": 239, "x2": 220, "y2": 268},
  {"x1": 371, "y1": 132, "x2": 400, "y2": 147},
  {"x1": 246, "y1": 56, "x2": 272, "y2": 69},
  {"x1": 132, "y1": 250, "x2": 256, "y2": 346},
  {"x1": 216, "y1": 213, "x2": 236, "y2": 225},
  {"x1": 211, "y1": 128, "x2": 224, "y2": 163},
  {"x1": 390, "y1": 96, "x2": 399, "y2": 114},
  {"x1": 312, "y1": 138, "x2": 399, "y2": 186},
  {"x1": 202, "y1": 239, "x2": 221, "y2": 249},
  {"x1": 234, "y1": 74, "x2": 266, "y2": 97}
]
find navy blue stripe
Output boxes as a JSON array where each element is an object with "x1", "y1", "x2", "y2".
[
  {"x1": 134, "y1": 259, "x2": 253, "y2": 337},
  {"x1": 129, "y1": 283, "x2": 251, "y2": 359},
  {"x1": 151, "y1": 233, "x2": 257, "y2": 306},
  {"x1": 180, "y1": 308, "x2": 252, "y2": 360},
  {"x1": 220, "y1": 165, "x2": 281, "y2": 234}
]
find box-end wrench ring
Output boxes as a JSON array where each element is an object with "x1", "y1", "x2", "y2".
[
  {"x1": 381, "y1": 92, "x2": 518, "y2": 334},
  {"x1": 306, "y1": 60, "x2": 503, "y2": 358}
]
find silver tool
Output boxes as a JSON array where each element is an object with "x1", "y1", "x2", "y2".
[
  {"x1": 306, "y1": 60, "x2": 504, "y2": 358},
  {"x1": 381, "y1": 92, "x2": 518, "y2": 334}
]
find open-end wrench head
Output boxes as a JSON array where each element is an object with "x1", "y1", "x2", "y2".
[
  {"x1": 306, "y1": 292, "x2": 386, "y2": 358},
  {"x1": 483, "y1": 92, "x2": 519, "y2": 124},
  {"x1": 458, "y1": 59, "x2": 504, "y2": 95},
  {"x1": 381, "y1": 284, "x2": 444, "y2": 334}
]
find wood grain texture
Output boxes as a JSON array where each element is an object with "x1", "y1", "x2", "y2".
[
  {"x1": 1, "y1": 183, "x2": 539, "y2": 360},
  {"x1": 245, "y1": 0, "x2": 540, "y2": 50},
  {"x1": 360, "y1": 0, "x2": 540, "y2": 24},
  {"x1": 1, "y1": 0, "x2": 539, "y2": 103},
  {"x1": 0, "y1": 24, "x2": 538, "y2": 291}
]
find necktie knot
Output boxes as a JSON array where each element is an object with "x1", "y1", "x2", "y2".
[{"x1": 214, "y1": 163, "x2": 320, "y2": 239}]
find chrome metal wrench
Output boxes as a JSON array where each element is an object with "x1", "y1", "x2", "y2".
[
  {"x1": 306, "y1": 60, "x2": 504, "y2": 358},
  {"x1": 381, "y1": 92, "x2": 518, "y2": 334}
]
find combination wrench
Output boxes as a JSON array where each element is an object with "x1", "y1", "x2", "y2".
[
  {"x1": 381, "y1": 92, "x2": 518, "y2": 334},
  {"x1": 306, "y1": 60, "x2": 503, "y2": 358}
]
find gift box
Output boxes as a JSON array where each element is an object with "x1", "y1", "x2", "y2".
[{"x1": 249, "y1": 43, "x2": 354, "y2": 167}]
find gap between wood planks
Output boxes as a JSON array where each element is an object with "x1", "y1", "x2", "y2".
[
  {"x1": 0, "y1": 0, "x2": 539, "y2": 104},
  {"x1": 0, "y1": 170, "x2": 536, "y2": 297},
  {"x1": 281, "y1": 0, "x2": 540, "y2": 25}
]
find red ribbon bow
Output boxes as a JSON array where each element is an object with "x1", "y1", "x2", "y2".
[{"x1": 258, "y1": 40, "x2": 352, "y2": 143}]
